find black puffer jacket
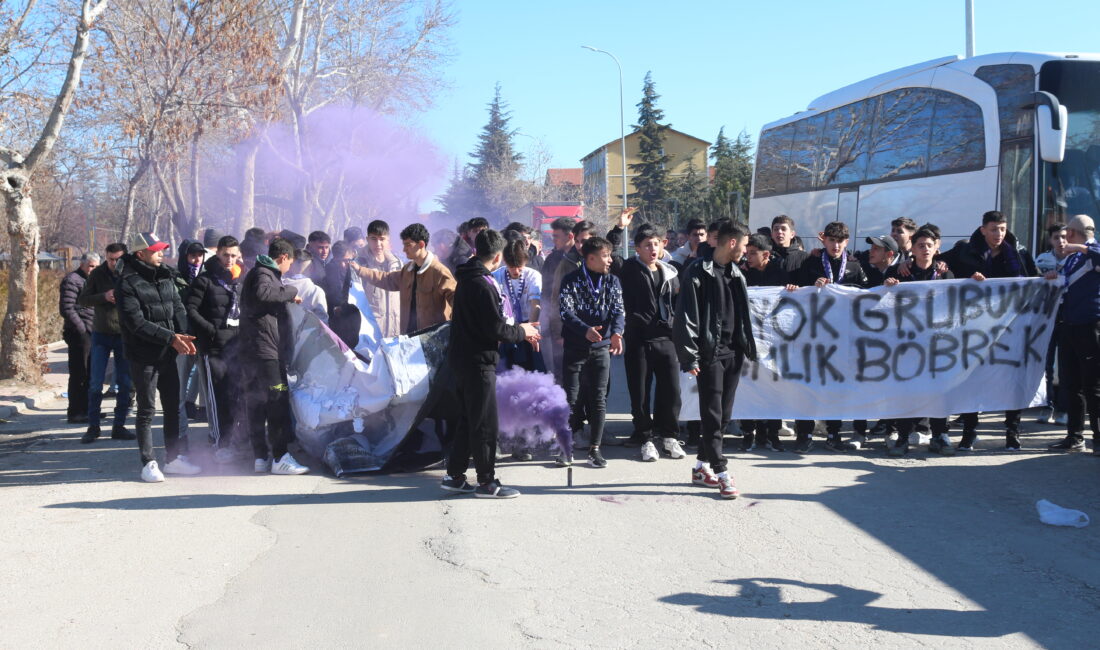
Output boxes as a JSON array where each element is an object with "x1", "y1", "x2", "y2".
[
  {"x1": 116, "y1": 253, "x2": 188, "y2": 364},
  {"x1": 240, "y1": 255, "x2": 298, "y2": 362},
  {"x1": 59, "y1": 268, "x2": 94, "y2": 336},
  {"x1": 185, "y1": 256, "x2": 241, "y2": 355}
]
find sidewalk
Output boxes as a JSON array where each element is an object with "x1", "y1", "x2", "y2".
[{"x1": 0, "y1": 342, "x2": 68, "y2": 421}]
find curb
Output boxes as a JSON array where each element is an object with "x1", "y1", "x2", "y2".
[
  {"x1": 0, "y1": 386, "x2": 62, "y2": 420},
  {"x1": 0, "y1": 341, "x2": 66, "y2": 421}
]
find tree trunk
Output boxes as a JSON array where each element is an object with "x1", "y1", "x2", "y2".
[
  {"x1": 119, "y1": 157, "x2": 150, "y2": 242},
  {"x1": 0, "y1": 152, "x2": 42, "y2": 383},
  {"x1": 189, "y1": 130, "x2": 202, "y2": 233},
  {"x1": 235, "y1": 137, "x2": 260, "y2": 235}
]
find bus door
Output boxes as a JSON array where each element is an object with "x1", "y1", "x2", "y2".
[{"x1": 837, "y1": 188, "x2": 859, "y2": 238}]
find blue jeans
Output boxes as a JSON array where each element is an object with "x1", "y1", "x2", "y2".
[{"x1": 87, "y1": 332, "x2": 133, "y2": 427}]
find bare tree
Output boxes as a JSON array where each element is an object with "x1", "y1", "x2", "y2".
[
  {"x1": 94, "y1": 0, "x2": 280, "y2": 241},
  {"x1": 262, "y1": 0, "x2": 454, "y2": 233},
  {"x1": 0, "y1": 0, "x2": 108, "y2": 382}
]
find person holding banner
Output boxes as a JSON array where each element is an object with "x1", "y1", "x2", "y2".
[
  {"x1": 184, "y1": 235, "x2": 244, "y2": 464},
  {"x1": 941, "y1": 211, "x2": 1038, "y2": 451},
  {"x1": 883, "y1": 227, "x2": 957, "y2": 457},
  {"x1": 239, "y1": 238, "x2": 309, "y2": 476},
  {"x1": 675, "y1": 221, "x2": 757, "y2": 499},
  {"x1": 1047, "y1": 214, "x2": 1100, "y2": 453},
  {"x1": 787, "y1": 221, "x2": 869, "y2": 453},
  {"x1": 350, "y1": 223, "x2": 455, "y2": 336},
  {"x1": 739, "y1": 233, "x2": 787, "y2": 452}
]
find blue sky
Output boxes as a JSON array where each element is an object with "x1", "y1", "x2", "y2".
[{"x1": 414, "y1": 0, "x2": 1100, "y2": 207}]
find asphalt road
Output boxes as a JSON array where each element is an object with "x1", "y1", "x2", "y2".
[{"x1": 2, "y1": 354, "x2": 1099, "y2": 648}]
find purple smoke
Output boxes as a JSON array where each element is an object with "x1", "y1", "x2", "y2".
[
  {"x1": 248, "y1": 105, "x2": 448, "y2": 235},
  {"x1": 495, "y1": 368, "x2": 573, "y2": 457}
]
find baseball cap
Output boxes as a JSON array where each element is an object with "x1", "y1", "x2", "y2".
[
  {"x1": 130, "y1": 232, "x2": 170, "y2": 253},
  {"x1": 865, "y1": 234, "x2": 899, "y2": 253}
]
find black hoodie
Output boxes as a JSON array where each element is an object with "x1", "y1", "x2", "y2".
[
  {"x1": 117, "y1": 252, "x2": 188, "y2": 364},
  {"x1": 447, "y1": 258, "x2": 526, "y2": 370}
]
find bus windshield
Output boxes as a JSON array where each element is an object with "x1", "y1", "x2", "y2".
[{"x1": 1039, "y1": 61, "x2": 1100, "y2": 232}]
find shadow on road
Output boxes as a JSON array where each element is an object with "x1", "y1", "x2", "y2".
[{"x1": 661, "y1": 577, "x2": 1008, "y2": 637}]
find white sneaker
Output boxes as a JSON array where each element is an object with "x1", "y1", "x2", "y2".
[
  {"x1": 163, "y1": 455, "x2": 202, "y2": 475},
  {"x1": 214, "y1": 447, "x2": 239, "y2": 464},
  {"x1": 141, "y1": 461, "x2": 165, "y2": 483},
  {"x1": 640, "y1": 441, "x2": 659, "y2": 462},
  {"x1": 254, "y1": 457, "x2": 272, "y2": 473},
  {"x1": 663, "y1": 437, "x2": 687, "y2": 459},
  {"x1": 778, "y1": 422, "x2": 795, "y2": 437},
  {"x1": 271, "y1": 453, "x2": 309, "y2": 475}
]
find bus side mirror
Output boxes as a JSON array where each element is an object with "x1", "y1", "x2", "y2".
[{"x1": 1032, "y1": 91, "x2": 1067, "y2": 164}]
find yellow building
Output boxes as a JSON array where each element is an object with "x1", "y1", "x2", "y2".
[{"x1": 581, "y1": 128, "x2": 711, "y2": 219}]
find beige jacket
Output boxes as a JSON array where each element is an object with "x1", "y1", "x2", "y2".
[
  {"x1": 360, "y1": 251, "x2": 402, "y2": 338},
  {"x1": 356, "y1": 251, "x2": 455, "y2": 335}
]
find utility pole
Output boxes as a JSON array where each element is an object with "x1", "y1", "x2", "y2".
[{"x1": 965, "y1": 0, "x2": 975, "y2": 58}]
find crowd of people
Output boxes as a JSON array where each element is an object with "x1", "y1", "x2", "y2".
[{"x1": 57, "y1": 208, "x2": 1100, "y2": 499}]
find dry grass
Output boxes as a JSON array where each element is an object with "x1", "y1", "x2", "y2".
[{"x1": 0, "y1": 268, "x2": 67, "y2": 345}]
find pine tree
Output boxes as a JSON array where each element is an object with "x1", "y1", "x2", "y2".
[
  {"x1": 437, "y1": 84, "x2": 525, "y2": 223},
  {"x1": 629, "y1": 71, "x2": 671, "y2": 224},
  {"x1": 469, "y1": 83, "x2": 522, "y2": 223},
  {"x1": 673, "y1": 159, "x2": 710, "y2": 227},
  {"x1": 438, "y1": 159, "x2": 478, "y2": 217},
  {"x1": 709, "y1": 127, "x2": 755, "y2": 222}
]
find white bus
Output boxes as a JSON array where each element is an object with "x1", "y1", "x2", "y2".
[{"x1": 749, "y1": 52, "x2": 1100, "y2": 253}]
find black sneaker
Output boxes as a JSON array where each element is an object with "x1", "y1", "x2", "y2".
[
  {"x1": 588, "y1": 447, "x2": 608, "y2": 468},
  {"x1": 793, "y1": 436, "x2": 813, "y2": 453},
  {"x1": 765, "y1": 435, "x2": 786, "y2": 452},
  {"x1": 555, "y1": 451, "x2": 573, "y2": 467},
  {"x1": 957, "y1": 430, "x2": 977, "y2": 451},
  {"x1": 67, "y1": 414, "x2": 88, "y2": 424},
  {"x1": 622, "y1": 431, "x2": 649, "y2": 447},
  {"x1": 80, "y1": 424, "x2": 101, "y2": 445},
  {"x1": 869, "y1": 420, "x2": 893, "y2": 437},
  {"x1": 111, "y1": 424, "x2": 136, "y2": 440},
  {"x1": 740, "y1": 434, "x2": 756, "y2": 452},
  {"x1": 474, "y1": 479, "x2": 520, "y2": 498},
  {"x1": 1005, "y1": 432, "x2": 1021, "y2": 451},
  {"x1": 825, "y1": 436, "x2": 855, "y2": 452},
  {"x1": 510, "y1": 449, "x2": 533, "y2": 462},
  {"x1": 441, "y1": 475, "x2": 476, "y2": 493},
  {"x1": 1048, "y1": 437, "x2": 1085, "y2": 452}
]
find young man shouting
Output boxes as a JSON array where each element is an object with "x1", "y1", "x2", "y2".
[
  {"x1": 675, "y1": 221, "x2": 757, "y2": 499},
  {"x1": 619, "y1": 225, "x2": 685, "y2": 463}
]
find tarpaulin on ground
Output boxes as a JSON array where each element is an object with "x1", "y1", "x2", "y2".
[
  {"x1": 285, "y1": 301, "x2": 448, "y2": 476},
  {"x1": 681, "y1": 278, "x2": 1062, "y2": 421}
]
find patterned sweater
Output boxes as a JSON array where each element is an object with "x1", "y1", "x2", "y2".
[{"x1": 558, "y1": 266, "x2": 625, "y2": 351}]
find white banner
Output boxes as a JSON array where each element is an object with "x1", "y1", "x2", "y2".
[{"x1": 698, "y1": 278, "x2": 1063, "y2": 420}]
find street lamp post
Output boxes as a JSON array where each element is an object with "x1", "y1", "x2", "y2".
[{"x1": 582, "y1": 45, "x2": 628, "y2": 257}]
